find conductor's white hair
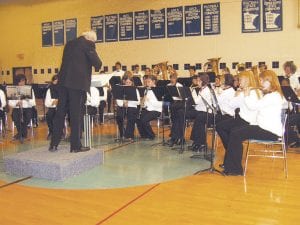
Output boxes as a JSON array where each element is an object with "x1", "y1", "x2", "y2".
[{"x1": 82, "y1": 30, "x2": 97, "y2": 42}]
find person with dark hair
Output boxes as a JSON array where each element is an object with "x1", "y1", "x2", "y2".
[
  {"x1": 283, "y1": 61, "x2": 299, "y2": 91},
  {"x1": 137, "y1": 75, "x2": 162, "y2": 140},
  {"x1": 112, "y1": 61, "x2": 125, "y2": 77},
  {"x1": 49, "y1": 30, "x2": 102, "y2": 152},
  {"x1": 8, "y1": 74, "x2": 36, "y2": 142},
  {"x1": 189, "y1": 66, "x2": 196, "y2": 77},
  {"x1": 45, "y1": 75, "x2": 59, "y2": 139},
  {"x1": 116, "y1": 73, "x2": 140, "y2": 141},
  {"x1": 133, "y1": 64, "x2": 142, "y2": 77}
]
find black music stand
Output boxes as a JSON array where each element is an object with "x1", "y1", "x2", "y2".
[
  {"x1": 177, "y1": 77, "x2": 193, "y2": 87},
  {"x1": 133, "y1": 76, "x2": 143, "y2": 87},
  {"x1": 112, "y1": 85, "x2": 138, "y2": 142},
  {"x1": 150, "y1": 86, "x2": 167, "y2": 147},
  {"x1": 193, "y1": 90, "x2": 223, "y2": 175},
  {"x1": 7, "y1": 85, "x2": 33, "y2": 143},
  {"x1": 157, "y1": 80, "x2": 170, "y2": 87}
]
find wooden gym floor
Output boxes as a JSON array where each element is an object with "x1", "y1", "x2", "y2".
[{"x1": 0, "y1": 122, "x2": 300, "y2": 225}]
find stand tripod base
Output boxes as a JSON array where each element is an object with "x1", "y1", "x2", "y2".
[{"x1": 194, "y1": 167, "x2": 224, "y2": 175}]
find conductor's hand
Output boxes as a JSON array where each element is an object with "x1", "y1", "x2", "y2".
[
  {"x1": 52, "y1": 99, "x2": 59, "y2": 106},
  {"x1": 16, "y1": 100, "x2": 23, "y2": 107},
  {"x1": 124, "y1": 100, "x2": 128, "y2": 108}
]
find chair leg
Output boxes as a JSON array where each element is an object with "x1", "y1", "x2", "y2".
[
  {"x1": 244, "y1": 140, "x2": 250, "y2": 176},
  {"x1": 282, "y1": 142, "x2": 288, "y2": 178}
]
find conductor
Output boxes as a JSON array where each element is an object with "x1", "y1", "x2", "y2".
[{"x1": 49, "y1": 30, "x2": 102, "y2": 153}]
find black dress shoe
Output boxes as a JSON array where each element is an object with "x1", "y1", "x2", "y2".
[
  {"x1": 71, "y1": 146, "x2": 90, "y2": 153},
  {"x1": 168, "y1": 138, "x2": 176, "y2": 147},
  {"x1": 223, "y1": 171, "x2": 243, "y2": 176},
  {"x1": 49, "y1": 145, "x2": 58, "y2": 152}
]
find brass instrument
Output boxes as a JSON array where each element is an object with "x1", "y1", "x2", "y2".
[
  {"x1": 156, "y1": 61, "x2": 168, "y2": 80},
  {"x1": 207, "y1": 57, "x2": 221, "y2": 76}
]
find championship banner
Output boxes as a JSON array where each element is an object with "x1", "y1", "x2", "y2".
[
  {"x1": 263, "y1": 0, "x2": 283, "y2": 32},
  {"x1": 105, "y1": 14, "x2": 118, "y2": 42},
  {"x1": 65, "y1": 18, "x2": 77, "y2": 42},
  {"x1": 203, "y1": 2, "x2": 221, "y2": 35},
  {"x1": 53, "y1": 20, "x2": 64, "y2": 46},
  {"x1": 185, "y1": 5, "x2": 201, "y2": 36},
  {"x1": 242, "y1": 0, "x2": 260, "y2": 33},
  {"x1": 119, "y1": 12, "x2": 133, "y2": 41},
  {"x1": 91, "y1": 16, "x2": 104, "y2": 43},
  {"x1": 42, "y1": 22, "x2": 53, "y2": 47},
  {"x1": 150, "y1": 8, "x2": 166, "y2": 39},
  {"x1": 134, "y1": 10, "x2": 149, "y2": 40},
  {"x1": 167, "y1": 6, "x2": 183, "y2": 38}
]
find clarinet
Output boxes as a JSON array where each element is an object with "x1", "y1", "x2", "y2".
[
  {"x1": 138, "y1": 88, "x2": 149, "y2": 119},
  {"x1": 208, "y1": 86, "x2": 222, "y2": 115}
]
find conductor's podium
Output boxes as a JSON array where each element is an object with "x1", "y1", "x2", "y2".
[{"x1": 4, "y1": 146, "x2": 104, "y2": 181}]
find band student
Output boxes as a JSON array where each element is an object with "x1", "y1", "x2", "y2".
[
  {"x1": 0, "y1": 86, "x2": 7, "y2": 130},
  {"x1": 216, "y1": 71, "x2": 262, "y2": 168},
  {"x1": 223, "y1": 70, "x2": 285, "y2": 176},
  {"x1": 45, "y1": 75, "x2": 59, "y2": 140},
  {"x1": 49, "y1": 30, "x2": 102, "y2": 153},
  {"x1": 8, "y1": 74, "x2": 36, "y2": 142},
  {"x1": 116, "y1": 73, "x2": 140, "y2": 142},
  {"x1": 136, "y1": 75, "x2": 162, "y2": 140}
]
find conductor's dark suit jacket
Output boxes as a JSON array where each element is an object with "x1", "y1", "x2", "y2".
[{"x1": 58, "y1": 36, "x2": 102, "y2": 92}]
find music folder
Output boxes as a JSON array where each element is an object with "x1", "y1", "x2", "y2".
[
  {"x1": 109, "y1": 76, "x2": 121, "y2": 86},
  {"x1": 6, "y1": 85, "x2": 32, "y2": 100},
  {"x1": 112, "y1": 85, "x2": 138, "y2": 101},
  {"x1": 281, "y1": 86, "x2": 300, "y2": 103}
]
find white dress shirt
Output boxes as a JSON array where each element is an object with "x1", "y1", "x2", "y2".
[
  {"x1": 230, "y1": 90, "x2": 261, "y2": 125},
  {"x1": 0, "y1": 89, "x2": 6, "y2": 110},
  {"x1": 112, "y1": 70, "x2": 125, "y2": 77},
  {"x1": 45, "y1": 88, "x2": 58, "y2": 108},
  {"x1": 216, "y1": 87, "x2": 236, "y2": 116},
  {"x1": 144, "y1": 89, "x2": 163, "y2": 112},
  {"x1": 86, "y1": 86, "x2": 100, "y2": 107},
  {"x1": 193, "y1": 86, "x2": 213, "y2": 112},
  {"x1": 245, "y1": 91, "x2": 284, "y2": 137}
]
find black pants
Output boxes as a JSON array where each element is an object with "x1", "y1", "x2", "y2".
[
  {"x1": 116, "y1": 107, "x2": 138, "y2": 139},
  {"x1": 0, "y1": 110, "x2": 5, "y2": 129},
  {"x1": 107, "y1": 89, "x2": 112, "y2": 113},
  {"x1": 191, "y1": 113, "x2": 232, "y2": 145},
  {"x1": 51, "y1": 86, "x2": 85, "y2": 150},
  {"x1": 224, "y1": 125, "x2": 278, "y2": 173},
  {"x1": 12, "y1": 108, "x2": 32, "y2": 138},
  {"x1": 137, "y1": 110, "x2": 160, "y2": 139},
  {"x1": 46, "y1": 108, "x2": 56, "y2": 134},
  {"x1": 31, "y1": 106, "x2": 38, "y2": 126},
  {"x1": 286, "y1": 113, "x2": 300, "y2": 145},
  {"x1": 98, "y1": 101, "x2": 106, "y2": 123},
  {"x1": 171, "y1": 108, "x2": 200, "y2": 140}
]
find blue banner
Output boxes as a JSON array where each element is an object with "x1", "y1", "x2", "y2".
[
  {"x1": 150, "y1": 9, "x2": 165, "y2": 39},
  {"x1": 242, "y1": 0, "x2": 260, "y2": 33},
  {"x1": 42, "y1": 22, "x2": 53, "y2": 47},
  {"x1": 105, "y1": 14, "x2": 118, "y2": 42},
  {"x1": 53, "y1": 20, "x2": 64, "y2": 46},
  {"x1": 119, "y1": 12, "x2": 133, "y2": 41},
  {"x1": 65, "y1": 18, "x2": 77, "y2": 42},
  {"x1": 203, "y1": 3, "x2": 221, "y2": 35},
  {"x1": 185, "y1": 5, "x2": 201, "y2": 36},
  {"x1": 134, "y1": 10, "x2": 149, "y2": 40},
  {"x1": 167, "y1": 6, "x2": 183, "y2": 38},
  {"x1": 91, "y1": 16, "x2": 104, "y2": 43},
  {"x1": 263, "y1": 0, "x2": 282, "y2": 32}
]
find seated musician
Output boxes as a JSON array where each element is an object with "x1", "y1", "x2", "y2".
[
  {"x1": 190, "y1": 74, "x2": 236, "y2": 151},
  {"x1": 169, "y1": 73, "x2": 213, "y2": 147},
  {"x1": 0, "y1": 87, "x2": 7, "y2": 130},
  {"x1": 188, "y1": 66, "x2": 196, "y2": 77},
  {"x1": 216, "y1": 71, "x2": 262, "y2": 168},
  {"x1": 8, "y1": 74, "x2": 36, "y2": 141},
  {"x1": 45, "y1": 75, "x2": 59, "y2": 139},
  {"x1": 98, "y1": 86, "x2": 107, "y2": 124},
  {"x1": 259, "y1": 63, "x2": 267, "y2": 73},
  {"x1": 133, "y1": 64, "x2": 143, "y2": 78},
  {"x1": 116, "y1": 72, "x2": 140, "y2": 142},
  {"x1": 86, "y1": 86, "x2": 101, "y2": 116},
  {"x1": 283, "y1": 61, "x2": 300, "y2": 92},
  {"x1": 137, "y1": 75, "x2": 162, "y2": 140},
  {"x1": 223, "y1": 70, "x2": 285, "y2": 176},
  {"x1": 112, "y1": 61, "x2": 125, "y2": 77},
  {"x1": 167, "y1": 71, "x2": 184, "y2": 144}
]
